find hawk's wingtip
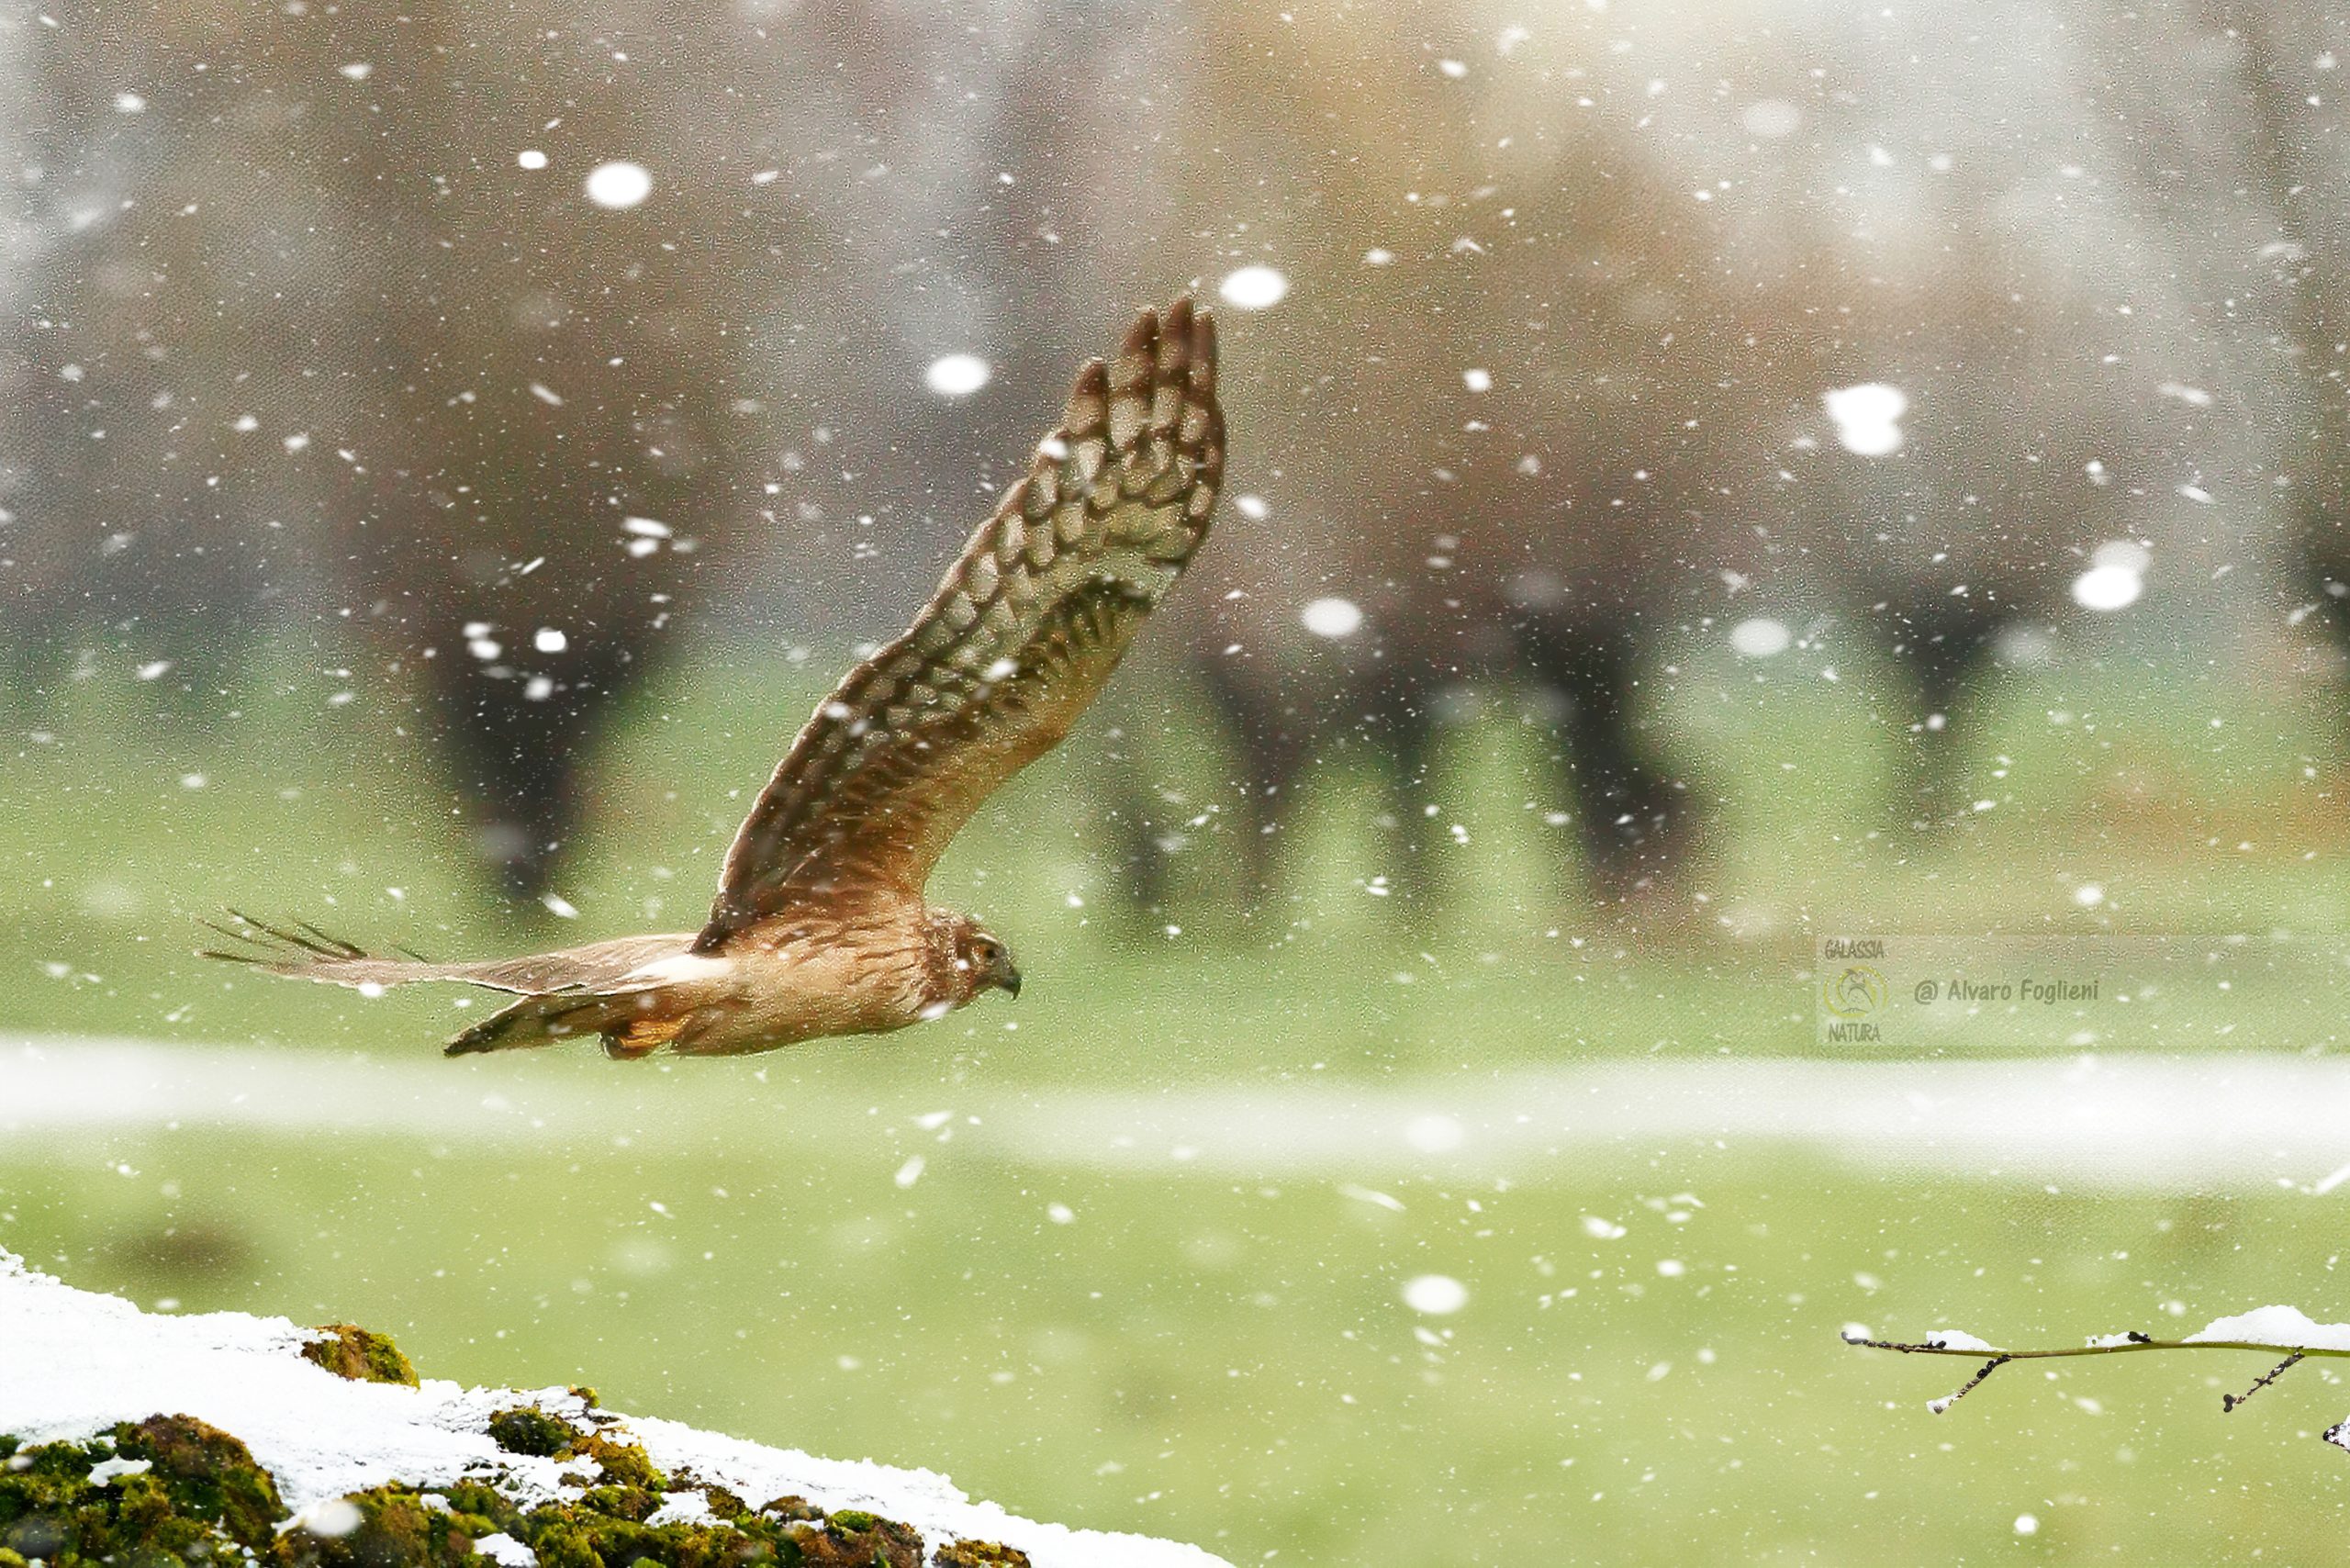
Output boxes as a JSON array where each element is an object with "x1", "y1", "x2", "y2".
[
  {"x1": 1063, "y1": 355, "x2": 1111, "y2": 431},
  {"x1": 1118, "y1": 303, "x2": 1162, "y2": 364}
]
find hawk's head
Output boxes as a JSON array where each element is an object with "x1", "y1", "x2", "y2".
[{"x1": 934, "y1": 911, "x2": 1022, "y2": 1005}]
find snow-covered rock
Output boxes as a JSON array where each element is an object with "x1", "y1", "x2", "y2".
[{"x1": 0, "y1": 1250, "x2": 1227, "y2": 1568}]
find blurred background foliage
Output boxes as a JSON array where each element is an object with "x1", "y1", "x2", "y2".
[{"x1": 8, "y1": 1, "x2": 2350, "y2": 1562}]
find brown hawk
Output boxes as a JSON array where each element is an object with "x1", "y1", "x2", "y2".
[{"x1": 206, "y1": 296, "x2": 1225, "y2": 1058}]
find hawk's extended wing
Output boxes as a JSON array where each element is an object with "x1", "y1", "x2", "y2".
[{"x1": 696, "y1": 296, "x2": 1224, "y2": 948}]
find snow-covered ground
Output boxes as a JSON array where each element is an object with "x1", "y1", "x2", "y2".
[
  {"x1": 0, "y1": 1036, "x2": 605, "y2": 1139},
  {"x1": 6, "y1": 1035, "x2": 2350, "y2": 1193},
  {"x1": 984, "y1": 1053, "x2": 2350, "y2": 1192},
  {"x1": 0, "y1": 1250, "x2": 1228, "y2": 1568}
]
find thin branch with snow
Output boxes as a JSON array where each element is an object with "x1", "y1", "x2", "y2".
[{"x1": 1846, "y1": 1305, "x2": 2350, "y2": 1444}]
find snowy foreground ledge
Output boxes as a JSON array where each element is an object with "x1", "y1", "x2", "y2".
[{"x1": 0, "y1": 1251, "x2": 1227, "y2": 1568}]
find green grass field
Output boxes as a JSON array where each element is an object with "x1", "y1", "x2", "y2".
[
  {"x1": 6, "y1": 637, "x2": 2350, "y2": 1562},
  {"x1": 7, "y1": 1088, "x2": 2348, "y2": 1564},
  {"x1": 6, "y1": 633, "x2": 2350, "y2": 1057}
]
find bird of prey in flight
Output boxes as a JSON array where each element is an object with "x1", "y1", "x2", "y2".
[{"x1": 207, "y1": 296, "x2": 1225, "y2": 1059}]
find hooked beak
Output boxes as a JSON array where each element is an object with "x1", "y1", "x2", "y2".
[{"x1": 998, "y1": 965, "x2": 1023, "y2": 1000}]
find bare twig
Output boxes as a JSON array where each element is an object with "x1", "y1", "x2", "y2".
[
  {"x1": 1844, "y1": 1328, "x2": 2350, "y2": 1417},
  {"x1": 1927, "y1": 1355, "x2": 2011, "y2": 1415},
  {"x1": 2225, "y1": 1352, "x2": 2305, "y2": 1413}
]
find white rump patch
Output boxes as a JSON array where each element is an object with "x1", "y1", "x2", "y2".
[{"x1": 621, "y1": 953, "x2": 733, "y2": 987}]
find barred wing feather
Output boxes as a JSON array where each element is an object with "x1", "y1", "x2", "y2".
[{"x1": 698, "y1": 296, "x2": 1225, "y2": 948}]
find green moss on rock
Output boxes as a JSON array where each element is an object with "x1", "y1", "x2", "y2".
[
  {"x1": 755, "y1": 1496, "x2": 824, "y2": 1523},
  {"x1": 790, "y1": 1511, "x2": 923, "y2": 1568},
  {"x1": 488, "y1": 1406, "x2": 579, "y2": 1459},
  {"x1": 535, "y1": 1512, "x2": 784, "y2": 1568},
  {"x1": 0, "y1": 1415, "x2": 285, "y2": 1567},
  {"x1": 663, "y1": 1473, "x2": 748, "y2": 1522},
  {"x1": 117, "y1": 1414, "x2": 286, "y2": 1548},
  {"x1": 577, "y1": 1432, "x2": 668, "y2": 1492},
  {"x1": 935, "y1": 1542, "x2": 1033, "y2": 1567},
  {"x1": 302, "y1": 1324, "x2": 420, "y2": 1387},
  {"x1": 273, "y1": 1484, "x2": 478, "y2": 1568},
  {"x1": 2, "y1": 1416, "x2": 957, "y2": 1568}
]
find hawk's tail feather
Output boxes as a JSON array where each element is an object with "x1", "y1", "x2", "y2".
[
  {"x1": 200, "y1": 910, "x2": 432, "y2": 964},
  {"x1": 199, "y1": 913, "x2": 698, "y2": 1059},
  {"x1": 442, "y1": 992, "x2": 617, "y2": 1057},
  {"x1": 198, "y1": 911, "x2": 489, "y2": 991}
]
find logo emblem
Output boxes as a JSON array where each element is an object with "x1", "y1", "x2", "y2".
[{"x1": 1823, "y1": 964, "x2": 1888, "y2": 1019}]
